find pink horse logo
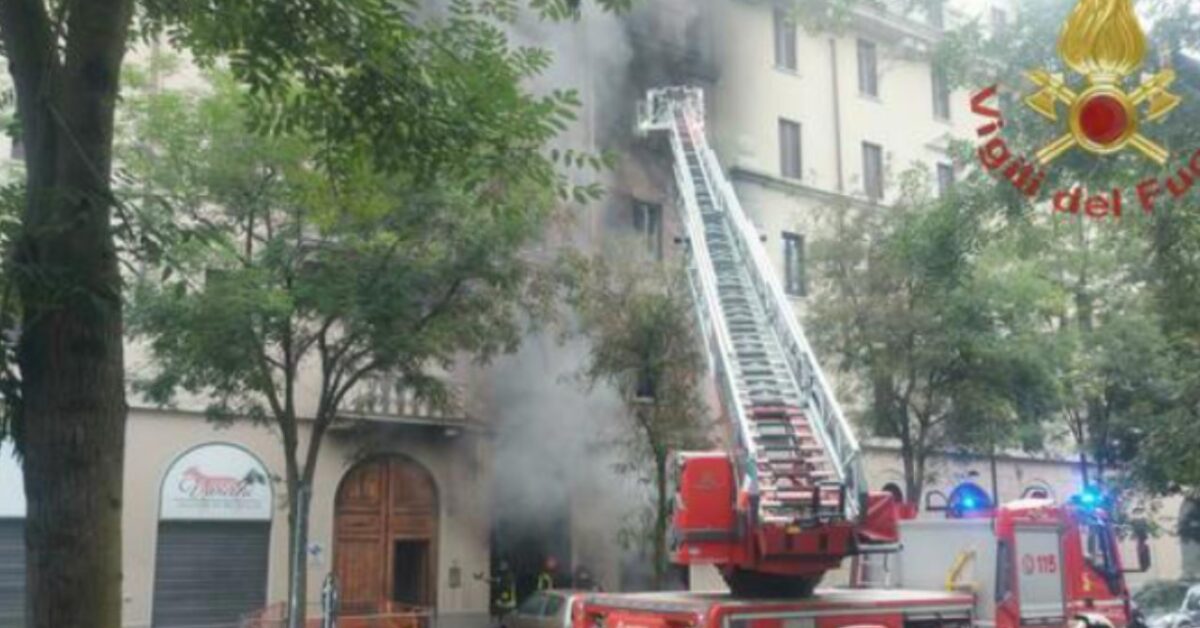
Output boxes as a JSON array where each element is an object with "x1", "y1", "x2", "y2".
[{"x1": 178, "y1": 466, "x2": 266, "y2": 499}]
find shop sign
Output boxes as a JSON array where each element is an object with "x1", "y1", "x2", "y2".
[{"x1": 160, "y1": 443, "x2": 272, "y2": 521}]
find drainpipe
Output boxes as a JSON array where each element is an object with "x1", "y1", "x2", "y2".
[{"x1": 829, "y1": 37, "x2": 845, "y2": 193}]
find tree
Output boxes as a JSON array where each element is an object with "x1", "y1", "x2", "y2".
[
  {"x1": 932, "y1": 0, "x2": 1198, "y2": 495},
  {"x1": 808, "y1": 168, "x2": 1056, "y2": 505},
  {"x1": 122, "y1": 65, "x2": 605, "y2": 624},
  {"x1": 0, "y1": 3, "x2": 136, "y2": 626},
  {"x1": 563, "y1": 249, "x2": 710, "y2": 590},
  {"x1": 0, "y1": 0, "x2": 626, "y2": 625}
]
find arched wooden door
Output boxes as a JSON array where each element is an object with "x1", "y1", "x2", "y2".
[{"x1": 335, "y1": 457, "x2": 437, "y2": 613}]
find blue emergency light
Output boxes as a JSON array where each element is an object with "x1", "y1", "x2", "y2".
[
  {"x1": 947, "y1": 481, "x2": 992, "y2": 517},
  {"x1": 1072, "y1": 485, "x2": 1105, "y2": 509}
]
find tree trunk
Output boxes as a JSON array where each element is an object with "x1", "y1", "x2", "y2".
[
  {"x1": 0, "y1": 2, "x2": 135, "y2": 626},
  {"x1": 287, "y1": 481, "x2": 312, "y2": 628},
  {"x1": 900, "y1": 440, "x2": 919, "y2": 508},
  {"x1": 653, "y1": 449, "x2": 669, "y2": 591},
  {"x1": 912, "y1": 452, "x2": 927, "y2": 509}
]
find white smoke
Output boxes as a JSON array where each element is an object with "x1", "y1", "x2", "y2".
[{"x1": 482, "y1": 0, "x2": 712, "y2": 592}]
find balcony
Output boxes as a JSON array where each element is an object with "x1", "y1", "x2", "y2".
[
  {"x1": 335, "y1": 370, "x2": 477, "y2": 434},
  {"x1": 850, "y1": 0, "x2": 943, "y2": 52}
]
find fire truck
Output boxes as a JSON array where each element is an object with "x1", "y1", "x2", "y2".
[{"x1": 571, "y1": 87, "x2": 1151, "y2": 628}]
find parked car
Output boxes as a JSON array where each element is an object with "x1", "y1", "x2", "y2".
[
  {"x1": 1136, "y1": 581, "x2": 1200, "y2": 628},
  {"x1": 503, "y1": 590, "x2": 586, "y2": 628}
]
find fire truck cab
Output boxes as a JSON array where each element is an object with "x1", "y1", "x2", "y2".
[{"x1": 857, "y1": 488, "x2": 1151, "y2": 628}]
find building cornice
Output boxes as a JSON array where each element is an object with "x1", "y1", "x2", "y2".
[
  {"x1": 129, "y1": 402, "x2": 490, "y2": 435},
  {"x1": 861, "y1": 437, "x2": 1089, "y2": 467},
  {"x1": 849, "y1": 2, "x2": 941, "y2": 47},
  {"x1": 729, "y1": 165, "x2": 883, "y2": 212}
]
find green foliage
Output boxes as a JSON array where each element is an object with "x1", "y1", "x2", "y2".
[
  {"x1": 123, "y1": 73, "x2": 562, "y2": 428},
  {"x1": 561, "y1": 246, "x2": 710, "y2": 588},
  {"x1": 808, "y1": 167, "x2": 1056, "y2": 500},
  {"x1": 562, "y1": 248, "x2": 711, "y2": 457},
  {"x1": 0, "y1": 182, "x2": 23, "y2": 447},
  {"x1": 137, "y1": 0, "x2": 617, "y2": 203},
  {"x1": 807, "y1": 0, "x2": 1200, "y2": 503}
]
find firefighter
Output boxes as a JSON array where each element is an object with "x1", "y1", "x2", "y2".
[
  {"x1": 536, "y1": 556, "x2": 558, "y2": 591},
  {"x1": 476, "y1": 561, "x2": 517, "y2": 621},
  {"x1": 572, "y1": 564, "x2": 597, "y2": 591}
]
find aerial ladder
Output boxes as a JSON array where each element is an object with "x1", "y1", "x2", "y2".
[{"x1": 637, "y1": 87, "x2": 896, "y2": 597}]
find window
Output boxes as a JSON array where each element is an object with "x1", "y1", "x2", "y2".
[
  {"x1": 932, "y1": 68, "x2": 951, "y2": 120},
  {"x1": 518, "y1": 593, "x2": 547, "y2": 616},
  {"x1": 937, "y1": 163, "x2": 955, "y2": 197},
  {"x1": 1080, "y1": 523, "x2": 1119, "y2": 593},
  {"x1": 995, "y1": 539, "x2": 1014, "y2": 603},
  {"x1": 543, "y1": 594, "x2": 565, "y2": 616},
  {"x1": 991, "y1": 7, "x2": 1008, "y2": 34},
  {"x1": 773, "y1": 8, "x2": 798, "y2": 71},
  {"x1": 632, "y1": 201, "x2": 663, "y2": 260},
  {"x1": 857, "y1": 39, "x2": 878, "y2": 97},
  {"x1": 862, "y1": 142, "x2": 884, "y2": 201},
  {"x1": 927, "y1": 0, "x2": 945, "y2": 28},
  {"x1": 783, "y1": 232, "x2": 806, "y2": 297},
  {"x1": 882, "y1": 482, "x2": 905, "y2": 504},
  {"x1": 1022, "y1": 486, "x2": 1050, "y2": 500},
  {"x1": 778, "y1": 119, "x2": 802, "y2": 180}
]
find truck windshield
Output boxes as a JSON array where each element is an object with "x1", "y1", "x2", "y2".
[{"x1": 1079, "y1": 523, "x2": 1120, "y2": 593}]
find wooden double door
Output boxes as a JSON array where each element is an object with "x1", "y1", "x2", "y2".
[{"x1": 335, "y1": 457, "x2": 437, "y2": 614}]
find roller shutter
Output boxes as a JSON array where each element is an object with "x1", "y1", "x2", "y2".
[
  {"x1": 151, "y1": 521, "x2": 270, "y2": 628},
  {"x1": 0, "y1": 519, "x2": 24, "y2": 628}
]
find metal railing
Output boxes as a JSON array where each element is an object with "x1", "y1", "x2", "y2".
[
  {"x1": 638, "y1": 86, "x2": 867, "y2": 520},
  {"x1": 646, "y1": 88, "x2": 762, "y2": 498}
]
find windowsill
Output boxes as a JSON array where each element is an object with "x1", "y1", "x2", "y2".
[
  {"x1": 933, "y1": 114, "x2": 953, "y2": 125},
  {"x1": 774, "y1": 65, "x2": 802, "y2": 77},
  {"x1": 859, "y1": 92, "x2": 882, "y2": 103},
  {"x1": 780, "y1": 173, "x2": 803, "y2": 183}
]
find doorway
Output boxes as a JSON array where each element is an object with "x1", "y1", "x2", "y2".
[
  {"x1": 393, "y1": 540, "x2": 431, "y2": 605},
  {"x1": 335, "y1": 457, "x2": 438, "y2": 613}
]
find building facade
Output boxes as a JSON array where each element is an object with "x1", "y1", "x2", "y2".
[{"x1": 1, "y1": 393, "x2": 492, "y2": 628}]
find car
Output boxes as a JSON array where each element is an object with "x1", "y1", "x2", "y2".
[
  {"x1": 503, "y1": 589, "x2": 587, "y2": 628},
  {"x1": 1135, "y1": 581, "x2": 1200, "y2": 628}
]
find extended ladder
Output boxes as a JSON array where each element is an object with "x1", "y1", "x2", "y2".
[{"x1": 638, "y1": 87, "x2": 866, "y2": 525}]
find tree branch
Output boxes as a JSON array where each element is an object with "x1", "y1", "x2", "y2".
[
  {"x1": 414, "y1": 276, "x2": 465, "y2": 334},
  {"x1": 330, "y1": 357, "x2": 383, "y2": 415}
]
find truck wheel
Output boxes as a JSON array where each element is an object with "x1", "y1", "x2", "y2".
[{"x1": 723, "y1": 570, "x2": 820, "y2": 598}]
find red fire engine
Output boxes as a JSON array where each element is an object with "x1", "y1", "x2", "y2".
[{"x1": 572, "y1": 87, "x2": 1151, "y2": 628}]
